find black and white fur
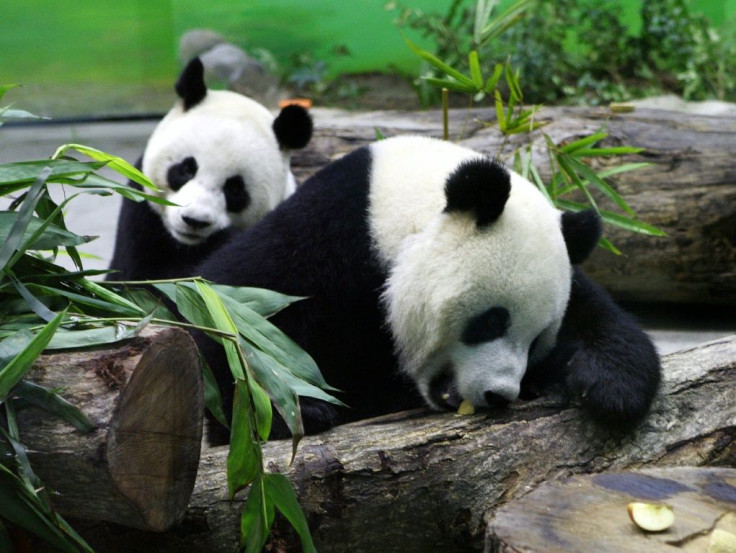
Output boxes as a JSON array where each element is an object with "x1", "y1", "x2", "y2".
[
  {"x1": 108, "y1": 57, "x2": 312, "y2": 281},
  {"x1": 193, "y1": 136, "x2": 660, "y2": 440}
]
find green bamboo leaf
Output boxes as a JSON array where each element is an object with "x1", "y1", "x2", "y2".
[
  {"x1": 6, "y1": 272, "x2": 57, "y2": 322},
  {"x1": 560, "y1": 132, "x2": 608, "y2": 153},
  {"x1": 0, "y1": 470, "x2": 92, "y2": 553},
  {"x1": 0, "y1": 167, "x2": 49, "y2": 271},
  {"x1": 29, "y1": 284, "x2": 142, "y2": 317},
  {"x1": 572, "y1": 146, "x2": 644, "y2": 157},
  {"x1": 528, "y1": 159, "x2": 554, "y2": 205},
  {"x1": 45, "y1": 323, "x2": 141, "y2": 350},
  {"x1": 265, "y1": 473, "x2": 317, "y2": 553},
  {"x1": 484, "y1": 63, "x2": 504, "y2": 93},
  {"x1": 555, "y1": 155, "x2": 599, "y2": 212},
  {"x1": 14, "y1": 381, "x2": 96, "y2": 432},
  {"x1": 240, "y1": 477, "x2": 273, "y2": 553},
  {"x1": 218, "y1": 293, "x2": 333, "y2": 390},
  {"x1": 228, "y1": 379, "x2": 262, "y2": 496},
  {"x1": 194, "y1": 281, "x2": 246, "y2": 371},
  {"x1": 76, "y1": 278, "x2": 147, "y2": 316},
  {"x1": 561, "y1": 155, "x2": 636, "y2": 216},
  {"x1": 494, "y1": 90, "x2": 506, "y2": 131},
  {"x1": 422, "y1": 76, "x2": 478, "y2": 94},
  {"x1": 468, "y1": 50, "x2": 483, "y2": 88},
  {"x1": 556, "y1": 199, "x2": 666, "y2": 236},
  {"x1": 473, "y1": 0, "x2": 499, "y2": 45},
  {"x1": 479, "y1": 0, "x2": 533, "y2": 44},
  {"x1": 246, "y1": 347, "x2": 304, "y2": 442},
  {"x1": 52, "y1": 144, "x2": 154, "y2": 190},
  {"x1": 0, "y1": 213, "x2": 92, "y2": 251},
  {"x1": 247, "y1": 369, "x2": 274, "y2": 442},
  {"x1": 504, "y1": 63, "x2": 523, "y2": 102},
  {"x1": 598, "y1": 235, "x2": 622, "y2": 255},
  {"x1": 200, "y1": 356, "x2": 230, "y2": 429},
  {"x1": 404, "y1": 37, "x2": 476, "y2": 87},
  {"x1": 0, "y1": 310, "x2": 65, "y2": 400},
  {"x1": 596, "y1": 162, "x2": 652, "y2": 179},
  {"x1": 209, "y1": 284, "x2": 306, "y2": 319},
  {"x1": 0, "y1": 160, "x2": 106, "y2": 188}
]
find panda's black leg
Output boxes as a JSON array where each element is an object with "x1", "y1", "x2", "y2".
[{"x1": 556, "y1": 266, "x2": 661, "y2": 427}]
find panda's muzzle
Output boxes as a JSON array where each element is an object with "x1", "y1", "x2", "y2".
[{"x1": 429, "y1": 365, "x2": 461, "y2": 410}]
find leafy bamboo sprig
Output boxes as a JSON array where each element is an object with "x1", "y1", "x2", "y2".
[
  {"x1": 1, "y1": 119, "x2": 329, "y2": 550},
  {"x1": 404, "y1": 0, "x2": 665, "y2": 251}
]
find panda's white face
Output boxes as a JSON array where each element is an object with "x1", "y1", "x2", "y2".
[
  {"x1": 142, "y1": 90, "x2": 295, "y2": 245},
  {"x1": 371, "y1": 136, "x2": 571, "y2": 411}
]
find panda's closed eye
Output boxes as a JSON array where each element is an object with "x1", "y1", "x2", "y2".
[
  {"x1": 462, "y1": 307, "x2": 510, "y2": 345},
  {"x1": 223, "y1": 175, "x2": 250, "y2": 212},
  {"x1": 167, "y1": 156, "x2": 198, "y2": 191}
]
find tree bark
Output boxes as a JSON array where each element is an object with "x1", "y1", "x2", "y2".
[
  {"x1": 292, "y1": 106, "x2": 736, "y2": 305},
  {"x1": 17, "y1": 325, "x2": 204, "y2": 532},
  {"x1": 70, "y1": 334, "x2": 736, "y2": 553}
]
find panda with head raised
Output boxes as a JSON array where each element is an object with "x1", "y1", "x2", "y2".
[
  {"x1": 194, "y1": 135, "x2": 661, "y2": 441},
  {"x1": 108, "y1": 57, "x2": 312, "y2": 281}
]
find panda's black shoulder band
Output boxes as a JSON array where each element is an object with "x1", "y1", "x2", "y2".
[
  {"x1": 444, "y1": 158, "x2": 510, "y2": 227},
  {"x1": 176, "y1": 57, "x2": 207, "y2": 111}
]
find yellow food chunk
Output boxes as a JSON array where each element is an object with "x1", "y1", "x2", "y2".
[
  {"x1": 457, "y1": 400, "x2": 475, "y2": 415},
  {"x1": 627, "y1": 502, "x2": 675, "y2": 532}
]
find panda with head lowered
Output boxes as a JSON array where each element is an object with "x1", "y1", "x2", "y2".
[
  {"x1": 194, "y1": 135, "x2": 661, "y2": 442},
  {"x1": 108, "y1": 57, "x2": 312, "y2": 281}
]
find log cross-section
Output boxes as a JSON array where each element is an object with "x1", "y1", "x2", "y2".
[{"x1": 17, "y1": 325, "x2": 204, "y2": 532}]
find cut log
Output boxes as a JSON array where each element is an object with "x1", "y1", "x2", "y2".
[
  {"x1": 486, "y1": 466, "x2": 736, "y2": 553},
  {"x1": 292, "y1": 106, "x2": 736, "y2": 305},
  {"x1": 16, "y1": 325, "x2": 204, "y2": 532},
  {"x1": 70, "y1": 334, "x2": 736, "y2": 552}
]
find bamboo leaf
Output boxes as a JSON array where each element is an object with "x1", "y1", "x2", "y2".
[
  {"x1": 227, "y1": 379, "x2": 262, "y2": 496},
  {"x1": 0, "y1": 310, "x2": 65, "y2": 400},
  {"x1": 561, "y1": 155, "x2": 636, "y2": 216},
  {"x1": 52, "y1": 144, "x2": 154, "y2": 190},
  {"x1": 209, "y1": 284, "x2": 305, "y2": 319},
  {"x1": 240, "y1": 477, "x2": 273, "y2": 553},
  {"x1": 422, "y1": 77, "x2": 478, "y2": 94},
  {"x1": 404, "y1": 37, "x2": 476, "y2": 87},
  {"x1": 484, "y1": 63, "x2": 504, "y2": 93},
  {"x1": 596, "y1": 162, "x2": 652, "y2": 179},
  {"x1": 14, "y1": 381, "x2": 96, "y2": 433},
  {"x1": 560, "y1": 131, "x2": 608, "y2": 153},
  {"x1": 572, "y1": 146, "x2": 644, "y2": 157},
  {"x1": 200, "y1": 357, "x2": 229, "y2": 429},
  {"x1": 0, "y1": 167, "x2": 50, "y2": 271},
  {"x1": 265, "y1": 473, "x2": 317, "y2": 553},
  {"x1": 468, "y1": 50, "x2": 483, "y2": 88},
  {"x1": 479, "y1": 0, "x2": 533, "y2": 44}
]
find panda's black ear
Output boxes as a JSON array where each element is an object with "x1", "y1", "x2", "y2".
[
  {"x1": 561, "y1": 209, "x2": 602, "y2": 264},
  {"x1": 272, "y1": 104, "x2": 313, "y2": 150},
  {"x1": 444, "y1": 158, "x2": 510, "y2": 228},
  {"x1": 176, "y1": 57, "x2": 207, "y2": 111}
]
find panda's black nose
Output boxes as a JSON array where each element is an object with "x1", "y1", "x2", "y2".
[
  {"x1": 484, "y1": 391, "x2": 510, "y2": 407},
  {"x1": 182, "y1": 215, "x2": 211, "y2": 230}
]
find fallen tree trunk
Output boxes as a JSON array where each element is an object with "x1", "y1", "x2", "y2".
[
  {"x1": 17, "y1": 325, "x2": 203, "y2": 532},
  {"x1": 292, "y1": 106, "x2": 736, "y2": 305},
  {"x1": 72, "y1": 334, "x2": 736, "y2": 552}
]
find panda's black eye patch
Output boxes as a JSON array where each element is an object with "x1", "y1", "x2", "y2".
[
  {"x1": 223, "y1": 175, "x2": 250, "y2": 212},
  {"x1": 167, "y1": 156, "x2": 198, "y2": 191},
  {"x1": 462, "y1": 307, "x2": 510, "y2": 345}
]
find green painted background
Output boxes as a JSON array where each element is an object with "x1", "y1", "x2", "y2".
[{"x1": 2, "y1": 0, "x2": 734, "y2": 117}]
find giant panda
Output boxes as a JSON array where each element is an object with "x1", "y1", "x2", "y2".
[
  {"x1": 193, "y1": 135, "x2": 661, "y2": 441},
  {"x1": 107, "y1": 57, "x2": 312, "y2": 281}
]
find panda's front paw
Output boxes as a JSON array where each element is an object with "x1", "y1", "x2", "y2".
[{"x1": 565, "y1": 346, "x2": 660, "y2": 428}]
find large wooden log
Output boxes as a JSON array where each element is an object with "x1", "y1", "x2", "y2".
[
  {"x1": 16, "y1": 325, "x2": 204, "y2": 532},
  {"x1": 71, "y1": 334, "x2": 736, "y2": 552},
  {"x1": 292, "y1": 106, "x2": 736, "y2": 305}
]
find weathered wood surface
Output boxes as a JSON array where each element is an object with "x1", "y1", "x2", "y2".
[
  {"x1": 292, "y1": 106, "x2": 736, "y2": 305},
  {"x1": 17, "y1": 325, "x2": 204, "y2": 531},
  {"x1": 71, "y1": 334, "x2": 736, "y2": 553},
  {"x1": 487, "y1": 466, "x2": 736, "y2": 553}
]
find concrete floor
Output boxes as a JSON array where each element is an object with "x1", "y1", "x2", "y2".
[{"x1": 1, "y1": 116, "x2": 734, "y2": 356}]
